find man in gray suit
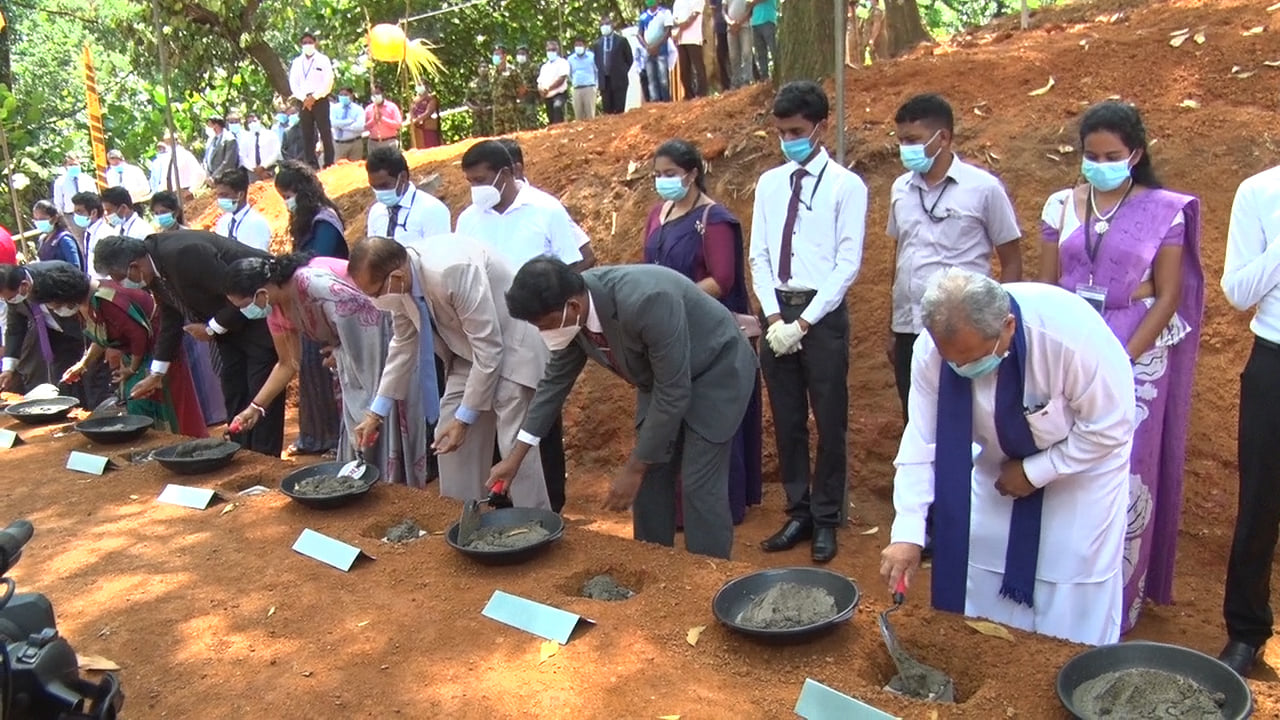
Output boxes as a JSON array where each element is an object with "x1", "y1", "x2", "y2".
[
  {"x1": 349, "y1": 235, "x2": 552, "y2": 509},
  {"x1": 202, "y1": 116, "x2": 240, "y2": 185},
  {"x1": 491, "y1": 257, "x2": 757, "y2": 559}
]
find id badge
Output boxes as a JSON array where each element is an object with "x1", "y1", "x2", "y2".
[{"x1": 1075, "y1": 283, "x2": 1107, "y2": 313}]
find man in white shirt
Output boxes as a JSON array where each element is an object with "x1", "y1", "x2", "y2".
[
  {"x1": 538, "y1": 40, "x2": 572, "y2": 124},
  {"x1": 53, "y1": 153, "x2": 96, "y2": 242},
  {"x1": 150, "y1": 137, "x2": 206, "y2": 198},
  {"x1": 888, "y1": 94, "x2": 1022, "y2": 424},
  {"x1": 71, "y1": 192, "x2": 112, "y2": 278},
  {"x1": 494, "y1": 138, "x2": 597, "y2": 270},
  {"x1": 330, "y1": 87, "x2": 366, "y2": 162},
  {"x1": 288, "y1": 31, "x2": 335, "y2": 168},
  {"x1": 750, "y1": 82, "x2": 867, "y2": 563},
  {"x1": 105, "y1": 150, "x2": 152, "y2": 205},
  {"x1": 211, "y1": 168, "x2": 273, "y2": 252},
  {"x1": 365, "y1": 146, "x2": 450, "y2": 245},
  {"x1": 100, "y1": 187, "x2": 155, "y2": 241},
  {"x1": 238, "y1": 113, "x2": 282, "y2": 181},
  {"x1": 880, "y1": 269, "x2": 1134, "y2": 646},
  {"x1": 1217, "y1": 163, "x2": 1280, "y2": 676},
  {"x1": 672, "y1": 0, "x2": 707, "y2": 99}
]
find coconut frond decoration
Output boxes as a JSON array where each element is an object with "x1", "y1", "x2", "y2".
[{"x1": 367, "y1": 23, "x2": 444, "y2": 83}]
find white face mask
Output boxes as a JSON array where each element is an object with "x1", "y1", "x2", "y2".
[
  {"x1": 371, "y1": 94, "x2": 384, "y2": 104},
  {"x1": 51, "y1": 305, "x2": 80, "y2": 318},
  {"x1": 370, "y1": 273, "x2": 406, "y2": 312},
  {"x1": 470, "y1": 170, "x2": 506, "y2": 211},
  {"x1": 301, "y1": 43, "x2": 316, "y2": 57},
  {"x1": 539, "y1": 303, "x2": 582, "y2": 351}
]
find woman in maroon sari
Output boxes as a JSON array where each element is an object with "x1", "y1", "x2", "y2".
[
  {"x1": 643, "y1": 138, "x2": 762, "y2": 525},
  {"x1": 409, "y1": 82, "x2": 441, "y2": 149}
]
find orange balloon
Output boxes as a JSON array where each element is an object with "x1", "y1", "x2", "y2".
[{"x1": 368, "y1": 23, "x2": 407, "y2": 62}]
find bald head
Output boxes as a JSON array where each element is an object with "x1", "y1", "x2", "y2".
[{"x1": 348, "y1": 236, "x2": 408, "y2": 293}]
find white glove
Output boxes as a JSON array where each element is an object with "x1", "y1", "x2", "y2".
[
  {"x1": 768, "y1": 321, "x2": 806, "y2": 356},
  {"x1": 765, "y1": 320, "x2": 786, "y2": 349}
]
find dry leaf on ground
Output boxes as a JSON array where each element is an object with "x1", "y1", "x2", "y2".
[
  {"x1": 1263, "y1": 60, "x2": 1280, "y2": 67},
  {"x1": 1243, "y1": 26, "x2": 1265, "y2": 36},
  {"x1": 1046, "y1": 153, "x2": 1062, "y2": 162},
  {"x1": 686, "y1": 625, "x2": 706, "y2": 646},
  {"x1": 220, "y1": 502, "x2": 237, "y2": 515},
  {"x1": 965, "y1": 620, "x2": 1015, "y2": 641},
  {"x1": 1169, "y1": 34, "x2": 1190, "y2": 48},
  {"x1": 77, "y1": 654, "x2": 121, "y2": 671},
  {"x1": 1194, "y1": 31, "x2": 1206, "y2": 44},
  {"x1": 658, "y1": 716, "x2": 682, "y2": 719},
  {"x1": 539, "y1": 640, "x2": 560, "y2": 664},
  {"x1": 1168, "y1": 28, "x2": 1190, "y2": 37},
  {"x1": 860, "y1": 526, "x2": 880, "y2": 535},
  {"x1": 1027, "y1": 77, "x2": 1055, "y2": 96},
  {"x1": 267, "y1": 606, "x2": 276, "y2": 618},
  {"x1": 1056, "y1": 145, "x2": 1075, "y2": 154},
  {"x1": 1268, "y1": 1, "x2": 1280, "y2": 11},
  {"x1": 1179, "y1": 99, "x2": 1201, "y2": 109},
  {"x1": 356, "y1": 620, "x2": 370, "y2": 627}
]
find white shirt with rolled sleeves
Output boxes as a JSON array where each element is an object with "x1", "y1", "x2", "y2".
[
  {"x1": 889, "y1": 282, "x2": 1135, "y2": 645},
  {"x1": 366, "y1": 185, "x2": 451, "y2": 246},
  {"x1": 106, "y1": 163, "x2": 153, "y2": 204},
  {"x1": 887, "y1": 156, "x2": 1022, "y2": 334},
  {"x1": 748, "y1": 148, "x2": 867, "y2": 325},
  {"x1": 237, "y1": 130, "x2": 281, "y2": 171},
  {"x1": 1221, "y1": 164, "x2": 1280, "y2": 344},
  {"x1": 214, "y1": 205, "x2": 273, "y2": 252},
  {"x1": 288, "y1": 51, "x2": 334, "y2": 102},
  {"x1": 455, "y1": 185, "x2": 583, "y2": 270}
]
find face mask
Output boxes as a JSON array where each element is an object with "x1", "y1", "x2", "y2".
[
  {"x1": 780, "y1": 126, "x2": 819, "y2": 164},
  {"x1": 339, "y1": 95, "x2": 352, "y2": 107},
  {"x1": 66, "y1": 166, "x2": 81, "y2": 178},
  {"x1": 547, "y1": 51, "x2": 559, "y2": 62},
  {"x1": 106, "y1": 213, "x2": 123, "y2": 228},
  {"x1": 947, "y1": 339, "x2": 1004, "y2": 379},
  {"x1": 73, "y1": 213, "x2": 91, "y2": 229},
  {"x1": 492, "y1": 54, "x2": 503, "y2": 65},
  {"x1": 371, "y1": 273, "x2": 406, "y2": 311},
  {"x1": 302, "y1": 43, "x2": 316, "y2": 57},
  {"x1": 240, "y1": 293, "x2": 271, "y2": 320},
  {"x1": 217, "y1": 198, "x2": 238, "y2": 213},
  {"x1": 374, "y1": 178, "x2": 404, "y2": 208},
  {"x1": 655, "y1": 176, "x2": 689, "y2": 201},
  {"x1": 516, "y1": 54, "x2": 528, "y2": 64},
  {"x1": 51, "y1": 305, "x2": 79, "y2": 318},
  {"x1": 899, "y1": 130, "x2": 941, "y2": 174},
  {"x1": 6, "y1": 291, "x2": 26, "y2": 305},
  {"x1": 206, "y1": 127, "x2": 216, "y2": 139},
  {"x1": 601, "y1": 24, "x2": 614, "y2": 36},
  {"x1": 1081, "y1": 153, "x2": 1134, "y2": 192},
  {"x1": 155, "y1": 212, "x2": 176, "y2": 229},
  {"x1": 288, "y1": 115, "x2": 300, "y2": 127},
  {"x1": 284, "y1": 196, "x2": 298, "y2": 212},
  {"x1": 228, "y1": 123, "x2": 243, "y2": 134},
  {"x1": 34, "y1": 219, "x2": 53, "y2": 234},
  {"x1": 249, "y1": 121, "x2": 263, "y2": 132},
  {"x1": 276, "y1": 113, "x2": 288, "y2": 125},
  {"x1": 372, "y1": 94, "x2": 384, "y2": 105},
  {"x1": 122, "y1": 278, "x2": 146, "y2": 290},
  {"x1": 540, "y1": 303, "x2": 582, "y2": 351},
  {"x1": 415, "y1": 85, "x2": 426, "y2": 94},
  {"x1": 574, "y1": 47, "x2": 586, "y2": 56}
]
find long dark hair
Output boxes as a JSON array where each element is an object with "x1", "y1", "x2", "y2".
[
  {"x1": 274, "y1": 160, "x2": 340, "y2": 248},
  {"x1": 225, "y1": 252, "x2": 312, "y2": 297},
  {"x1": 1078, "y1": 101, "x2": 1161, "y2": 189},
  {"x1": 654, "y1": 139, "x2": 708, "y2": 194}
]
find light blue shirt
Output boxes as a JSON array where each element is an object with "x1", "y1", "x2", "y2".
[
  {"x1": 330, "y1": 101, "x2": 365, "y2": 142},
  {"x1": 567, "y1": 50, "x2": 597, "y2": 87}
]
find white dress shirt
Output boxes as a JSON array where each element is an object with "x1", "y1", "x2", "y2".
[
  {"x1": 366, "y1": 185, "x2": 451, "y2": 247},
  {"x1": 514, "y1": 181, "x2": 591, "y2": 251},
  {"x1": 455, "y1": 185, "x2": 583, "y2": 269},
  {"x1": 106, "y1": 163, "x2": 152, "y2": 203},
  {"x1": 214, "y1": 205, "x2": 273, "y2": 252},
  {"x1": 84, "y1": 218, "x2": 111, "y2": 278},
  {"x1": 117, "y1": 214, "x2": 154, "y2": 241},
  {"x1": 537, "y1": 56, "x2": 572, "y2": 95},
  {"x1": 237, "y1": 130, "x2": 281, "y2": 170},
  {"x1": 53, "y1": 172, "x2": 96, "y2": 213},
  {"x1": 149, "y1": 146, "x2": 206, "y2": 192},
  {"x1": 1222, "y1": 164, "x2": 1280, "y2": 344},
  {"x1": 289, "y1": 51, "x2": 334, "y2": 101},
  {"x1": 748, "y1": 147, "x2": 868, "y2": 325},
  {"x1": 672, "y1": 0, "x2": 706, "y2": 45},
  {"x1": 891, "y1": 283, "x2": 1134, "y2": 583},
  {"x1": 887, "y1": 156, "x2": 1022, "y2": 334}
]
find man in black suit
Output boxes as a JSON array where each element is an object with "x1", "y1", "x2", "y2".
[
  {"x1": 93, "y1": 231, "x2": 285, "y2": 457},
  {"x1": 593, "y1": 14, "x2": 632, "y2": 115}
]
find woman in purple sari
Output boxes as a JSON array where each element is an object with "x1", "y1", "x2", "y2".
[
  {"x1": 1039, "y1": 101, "x2": 1204, "y2": 633},
  {"x1": 643, "y1": 139, "x2": 763, "y2": 525}
]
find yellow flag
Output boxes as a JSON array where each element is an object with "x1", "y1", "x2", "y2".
[{"x1": 0, "y1": 10, "x2": 7, "y2": 32}]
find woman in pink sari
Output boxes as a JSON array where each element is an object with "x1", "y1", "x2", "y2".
[
  {"x1": 1039, "y1": 101, "x2": 1204, "y2": 633},
  {"x1": 223, "y1": 253, "x2": 430, "y2": 486}
]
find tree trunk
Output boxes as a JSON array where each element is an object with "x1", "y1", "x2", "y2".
[
  {"x1": 777, "y1": 0, "x2": 838, "y2": 84},
  {"x1": 243, "y1": 38, "x2": 291, "y2": 100},
  {"x1": 884, "y1": 0, "x2": 931, "y2": 57}
]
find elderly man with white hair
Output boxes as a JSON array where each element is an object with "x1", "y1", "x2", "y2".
[{"x1": 880, "y1": 268, "x2": 1136, "y2": 645}]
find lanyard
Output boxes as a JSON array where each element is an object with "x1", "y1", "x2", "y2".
[
  {"x1": 791, "y1": 160, "x2": 829, "y2": 212},
  {"x1": 386, "y1": 190, "x2": 417, "y2": 236},
  {"x1": 915, "y1": 178, "x2": 954, "y2": 223},
  {"x1": 228, "y1": 206, "x2": 248, "y2": 240}
]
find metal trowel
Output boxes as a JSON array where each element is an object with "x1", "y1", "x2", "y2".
[
  {"x1": 337, "y1": 450, "x2": 370, "y2": 480},
  {"x1": 458, "y1": 480, "x2": 512, "y2": 545},
  {"x1": 878, "y1": 578, "x2": 956, "y2": 703}
]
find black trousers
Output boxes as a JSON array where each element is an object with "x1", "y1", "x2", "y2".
[
  {"x1": 217, "y1": 322, "x2": 285, "y2": 457},
  {"x1": 893, "y1": 332, "x2": 918, "y2": 425},
  {"x1": 760, "y1": 296, "x2": 849, "y2": 527},
  {"x1": 715, "y1": 27, "x2": 730, "y2": 91},
  {"x1": 1224, "y1": 338, "x2": 1280, "y2": 647},
  {"x1": 299, "y1": 95, "x2": 334, "y2": 168},
  {"x1": 545, "y1": 93, "x2": 567, "y2": 124},
  {"x1": 601, "y1": 74, "x2": 628, "y2": 114},
  {"x1": 639, "y1": 70, "x2": 651, "y2": 103},
  {"x1": 541, "y1": 414, "x2": 567, "y2": 512},
  {"x1": 677, "y1": 45, "x2": 707, "y2": 99}
]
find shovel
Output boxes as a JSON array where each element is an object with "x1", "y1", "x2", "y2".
[
  {"x1": 87, "y1": 385, "x2": 128, "y2": 420},
  {"x1": 878, "y1": 578, "x2": 956, "y2": 703},
  {"x1": 458, "y1": 480, "x2": 512, "y2": 546}
]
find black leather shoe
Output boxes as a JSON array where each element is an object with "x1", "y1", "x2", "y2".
[
  {"x1": 761, "y1": 519, "x2": 812, "y2": 552},
  {"x1": 1218, "y1": 640, "x2": 1260, "y2": 677},
  {"x1": 812, "y1": 527, "x2": 838, "y2": 563}
]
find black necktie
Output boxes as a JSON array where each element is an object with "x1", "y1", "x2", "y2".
[
  {"x1": 386, "y1": 204, "x2": 400, "y2": 237},
  {"x1": 254, "y1": 133, "x2": 261, "y2": 167}
]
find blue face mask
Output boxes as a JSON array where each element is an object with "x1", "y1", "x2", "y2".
[
  {"x1": 947, "y1": 339, "x2": 1004, "y2": 379},
  {"x1": 899, "y1": 130, "x2": 941, "y2": 174},
  {"x1": 276, "y1": 113, "x2": 288, "y2": 126},
  {"x1": 241, "y1": 293, "x2": 271, "y2": 320},
  {"x1": 66, "y1": 166, "x2": 81, "y2": 178},
  {"x1": 217, "y1": 198, "x2": 238, "y2": 213},
  {"x1": 228, "y1": 123, "x2": 243, "y2": 134},
  {"x1": 155, "y1": 212, "x2": 176, "y2": 229},
  {"x1": 1081, "y1": 153, "x2": 1134, "y2": 192},
  {"x1": 122, "y1": 277, "x2": 146, "y2": 290},
  {"x1": 73, "y1": 214, "x2": 92, "y2": 229},
  {"x1": 288, "y1": 115, "x2": 300, "y2": 127},
  {"x1": 34, "y1": 219, "x2": 53, "y2": 234},
  {"x1": 285, "y1": 196, "x2": 298, "y2": 213},
  {"x1": 374, "y1": 181, "x2": 404, "y2": 207},
  {"x1": 779, "y1": 127, "x2": 819, "y2": 164},
  {"x1": 654, "y1": 176, "x2": 689, "y2": 201},
  {"x1": 339, "y1": 95, "x2": 352, "y2": 107}
]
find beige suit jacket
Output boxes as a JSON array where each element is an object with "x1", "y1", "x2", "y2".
[{"x1": 375, "y1": 234, "x2": 549, "y2": 414}]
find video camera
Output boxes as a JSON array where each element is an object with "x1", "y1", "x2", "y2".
[{"x1": 0, "y1": 521, "x2": 123, "y2": 720}]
